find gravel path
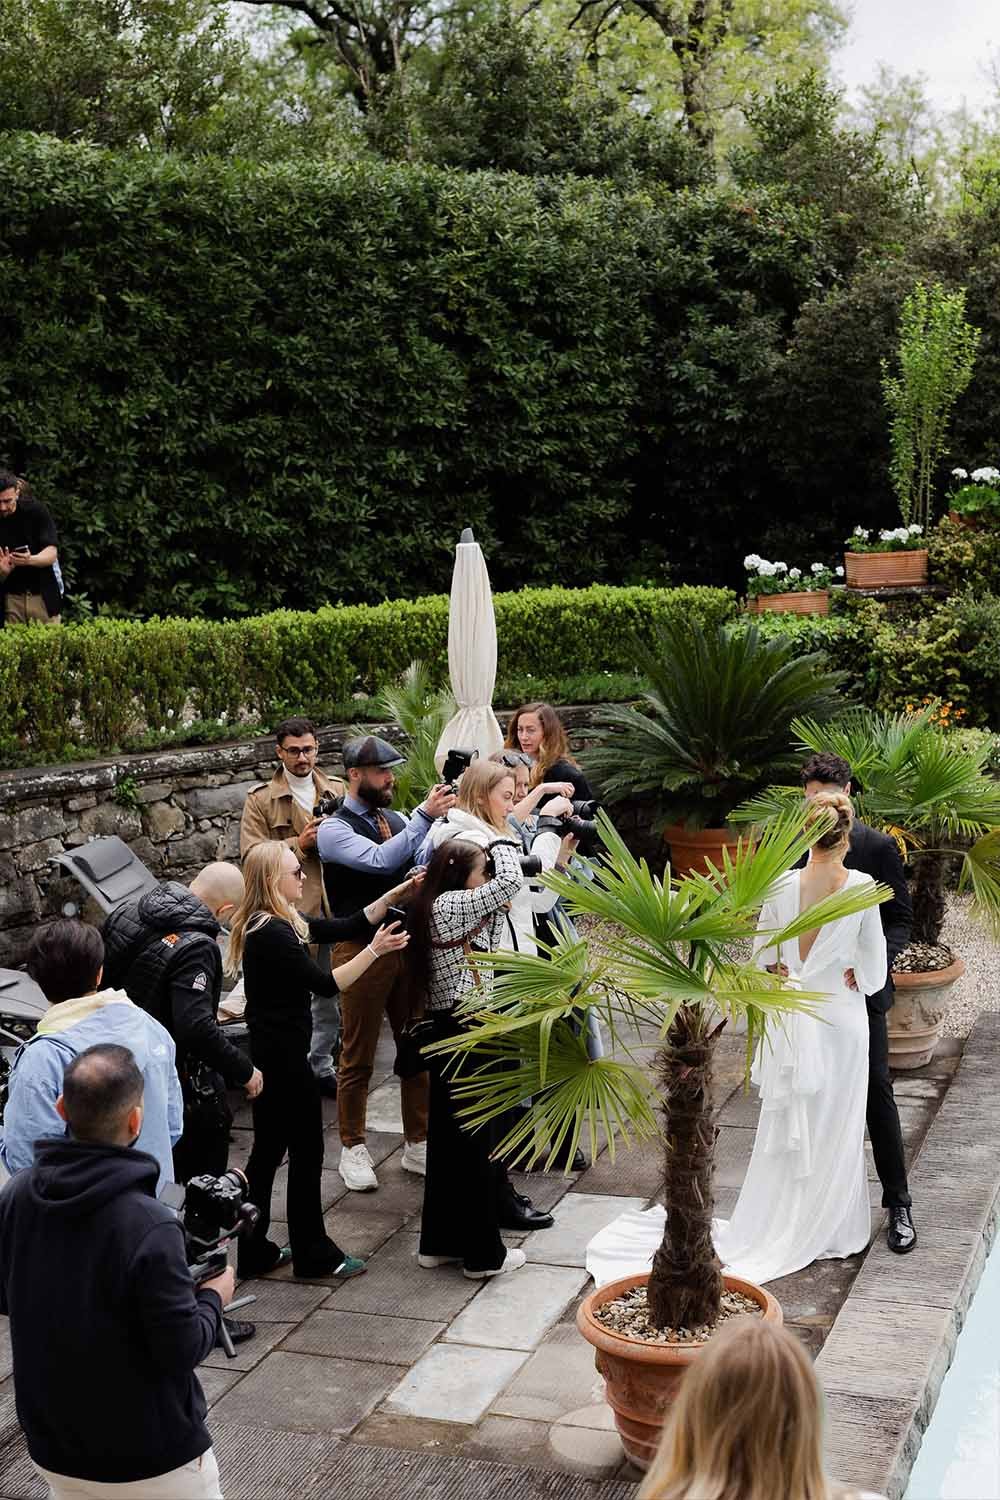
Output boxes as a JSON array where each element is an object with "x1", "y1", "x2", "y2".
[{"x1": 939, "y1": 894, "x2": 1000, "y2": 1037}]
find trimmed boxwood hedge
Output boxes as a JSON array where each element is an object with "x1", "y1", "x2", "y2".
[{"x1": 0, "y1": 583, "x2": 737, "y2": 761}]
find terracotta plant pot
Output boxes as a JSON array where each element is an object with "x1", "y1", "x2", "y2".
[
  {"x1": 663, "y1": 824, "x2": 745, "y2": 878},
  {"x1": 577, "y1": 1272, "x2": 783, "y2": 1469},
  {"x1": 947, "y1": 510, "x2": 980, "y2": 529},
  {"x1": 887, "y1": 957, "x2": 966, "y2": 1069},
  {"x1": 748, "y1": 590, "x2": 829, "y2": 615},
  {"x1": 843, "y1": 549, "x2": 928, "y2": 588}
]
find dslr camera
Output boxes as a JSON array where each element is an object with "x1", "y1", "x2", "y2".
[
  {"x1": 536, "y1": 798, "x2": 603, "y2": 856},
  {"x1": 440, "y1": 747, "x2": 478, "y2": 796},
  {"x1": 313, "y1": 790, "x2": 344, "y2": 819}
]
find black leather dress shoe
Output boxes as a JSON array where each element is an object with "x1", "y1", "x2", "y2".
[
  {"x1": 221, "y1": 1317, "x2": 256, "y2": 1345},
  {"x1": 498, "y1": 1191, "x2": 554, "y2": 1231},
  {"x1": 887, "y1": 1206, "x2": 917, "y2": 1254}
]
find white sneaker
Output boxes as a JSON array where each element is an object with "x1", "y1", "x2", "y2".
[
  {"x1": 339, "y1": 1143, "x2": 378, "y2": 1192},
  {"x1": 417, "y1": 1253, "x2": 459, "y2": 1268},
  {"x1": 464, "y1": 1249, "x2": 527, "y2": 1280},
  {"x1": 401, "y1": 1139, "x2": 427, "y2": 1177}
]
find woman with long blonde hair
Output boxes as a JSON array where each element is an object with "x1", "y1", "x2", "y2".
[
  {"x1": 227, "y1": 840, "x2": 411, "y2": 1279},
  {"x1": 504, "y1": 701, "x2": 595, "y2": 799},
  {"x1": 639, "y1": 1317, "x2": 885, "y2": 1500},
  {"x1": 425, "y1": 759, "x2": 577, "y2": 957}
]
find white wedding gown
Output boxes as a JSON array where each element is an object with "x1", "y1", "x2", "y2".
[{"x1": 586, "y1": 867, "x2": 888, "y2": 1288}]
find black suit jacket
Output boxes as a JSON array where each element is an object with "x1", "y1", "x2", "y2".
[{"x1": 796, "y1": 821, "x2": 913, "y2": 1014}]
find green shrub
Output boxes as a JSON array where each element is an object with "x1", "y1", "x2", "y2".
[
  {"x1": 0, "y1": 584, "x2": 737, "y2": 764},
  {"x1": 927, "y1": 517, "x2": 1000, "y2": 594}
]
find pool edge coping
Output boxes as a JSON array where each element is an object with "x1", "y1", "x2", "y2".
[{"x1": 816, "y1": 1010, "x2": 1000, "y2": 1500}]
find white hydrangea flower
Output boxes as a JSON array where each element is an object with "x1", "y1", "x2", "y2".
[
  {"x1": 835, "y1": 565, "x2": 844, "y2": 577},
  {"x1": 952, "y1": 467, "x2": 969, "y2": 479},
  {"x1": 773, "y1": 561, "x2": 787, "y2": 572},
  {"x1": 788, "y1": 567, "x2": 802, "y2": 580},
  {"x1": 907, "y1": 524, "x2": 923, "y2": 535},
  {"x1": 972, "y1": 466, "x2": 1000, "y2": 484},
  {"x1": 744, "y1": 553, "x2": 763, "y2": 570},
  {"x1": 852, "y1": 526, "x2": 869, "y2": 540},
  {"x1": 758, "y1": 560, "x2": 776, "y2": 576},
  {"x1": 810, "y1": 562, "x2": 824, "y2": 574}
]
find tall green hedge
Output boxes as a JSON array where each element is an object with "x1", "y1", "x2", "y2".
[
  {"x1": 0, "y1": 135, "x2": 828, "y2": 615},
  {"x1": 0, "y1": 584, "x2": 737, "y2": 760}
]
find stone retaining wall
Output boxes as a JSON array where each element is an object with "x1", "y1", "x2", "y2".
[{"x1": 0, "y1": 708, "x2": 660, "y2": 967}]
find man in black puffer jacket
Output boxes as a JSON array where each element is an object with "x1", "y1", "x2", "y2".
[
  {"x1": 0, "y1": 1044, "x2": 233, "y2": 1499},
  {"x1": 102, "y1": 862, "x2": 262, "y2": 1183}
]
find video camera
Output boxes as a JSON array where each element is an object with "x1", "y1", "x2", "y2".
[
  {"x1": 161, "y1": 1168, "x2": 259, "y2": 1359},
  {"x1": 441, "y1": 747, "x2": 477, "y2": 795},
  {"x1": 536, "y1": 798, "x2": 603, "y2": 856}
]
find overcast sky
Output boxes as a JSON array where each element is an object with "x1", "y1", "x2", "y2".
[{"x1": 834, "y1": 0, "x2": 998, "y2": 115}]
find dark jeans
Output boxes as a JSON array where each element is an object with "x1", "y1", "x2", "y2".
[
  {"x1": 867, "y1": 1004, "x2": 911, "y2": 1209},
  {"x1": 241, "y1": 1055, "x2": 343, "y2": 1268},
  {"x1": 419, "y1": 1014, "x2": 506, "y2": 1274},
  {"x1": 172, "y1": 1120, "x2": 229, "y2": 1184}
]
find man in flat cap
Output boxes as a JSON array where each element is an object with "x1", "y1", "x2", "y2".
[{"x1": 317, "y1": 737, "x2": 456, "y2": 1191}]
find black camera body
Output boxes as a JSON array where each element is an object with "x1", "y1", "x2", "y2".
[
  {"x1": 313, "y1": 790, "x2": 344, "y2": 819},
  {"x1": 441, "y1": 747, "x2": 478, "y2": 795},
  {"x1": 536, "y1": 798, "x2": 602, "y2": 855},
  {"x1": 183, "y1": 1170, "x2": 259, "y2": 1260}
]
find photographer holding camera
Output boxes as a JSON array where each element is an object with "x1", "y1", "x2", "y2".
[
  {"x1": 241, "y1": 716, "x2": 347, "y2": 1096},
  {"x1": 0, "y1": 1044, "x2": 232, "y2": 1499}
]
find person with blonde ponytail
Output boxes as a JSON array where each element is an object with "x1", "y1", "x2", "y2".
[
  {"x1": 226, "y1": 841, "x2": 413, "y2": 1280},
  {"x1": 639, "y1": 1317, "x2": 887, "y2": 1500},
  {"x1": 588, "y1": 791, "x2": 890, "y2": 1289}
]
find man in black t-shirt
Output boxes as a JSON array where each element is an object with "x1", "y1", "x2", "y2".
[{"x1": 0, "y1": 470, "x2": 62, "y2": 625}]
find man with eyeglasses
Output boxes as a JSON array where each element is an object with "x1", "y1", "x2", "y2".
[
  {"x1": 0, "y1": 470, "x2": 62, "y2": 626},
  {"x1": 240, "y1": 718, "x2": 347, "y2": 1096}
]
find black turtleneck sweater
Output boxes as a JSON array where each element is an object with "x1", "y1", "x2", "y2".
[{"x1": 242, "y1": 909, "x2": 373, "y2": 1067}]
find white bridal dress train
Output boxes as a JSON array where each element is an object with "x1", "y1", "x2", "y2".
[{"x1": 586, "y1": 868, "x2": 888, "y2": 1289}]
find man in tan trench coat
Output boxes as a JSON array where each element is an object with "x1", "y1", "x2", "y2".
[{"x1": 240, "y1": 716, "x2": 346, "y2": 1095}]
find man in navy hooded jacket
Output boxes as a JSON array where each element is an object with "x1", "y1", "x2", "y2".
[{"x1": 0, "y1": 1043, "x2": 233, "y2": 1499}]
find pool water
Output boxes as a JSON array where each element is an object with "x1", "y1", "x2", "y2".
[{"x1": 903, "y1": 1239, "x2": 1000, "y2": 1500}]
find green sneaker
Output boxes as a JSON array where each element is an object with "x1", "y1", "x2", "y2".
[{"x1": 333, "y1": 1254, "x2": 367, "y2": 1280}]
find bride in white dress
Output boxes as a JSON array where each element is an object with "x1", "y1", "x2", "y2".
[{"x1": 586, "y1": 792, "x2": 889, "y2": 1289}]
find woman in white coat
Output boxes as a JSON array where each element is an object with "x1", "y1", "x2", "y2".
[{"x1": 425, "y1": 760, "x2": 577, "y2": 956}]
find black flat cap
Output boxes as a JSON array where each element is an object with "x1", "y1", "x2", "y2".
[{"x1": 343, "y1": 735, "x2": 405, "y2": 770}]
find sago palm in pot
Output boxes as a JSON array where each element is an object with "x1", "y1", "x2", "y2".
[{"x1": 581, "y1": 619, "x2": 845, "y2": 873}]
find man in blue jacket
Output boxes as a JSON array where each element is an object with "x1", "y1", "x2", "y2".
[
  {"x1": 2, "y1": 919, "x2": 183, "y2": 1191},
  {"x1": 0, "y1": 1043, "x2": 233, "y2": 1498}
]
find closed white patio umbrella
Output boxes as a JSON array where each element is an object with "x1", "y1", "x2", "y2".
[{"x1": 435, "y1": 528, "x2": 504, "y2": 771}]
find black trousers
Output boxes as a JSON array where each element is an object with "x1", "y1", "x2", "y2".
[
  {"x1": 867, "y1": 1005, "x2": 911, "y2": 1209},
  {"x1": 242, "y1": 1054, "x2": 343, "y2": 1267},
  {"x1": 419, "y1": 1015, "x2": 506, "y2": 1274}
]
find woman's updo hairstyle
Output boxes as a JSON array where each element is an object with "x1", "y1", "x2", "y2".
[{"x1": 805, "y1": 790, "x2": 854, "y2": 853}]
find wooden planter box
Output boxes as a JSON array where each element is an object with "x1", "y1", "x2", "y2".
[
  {"x1": 748, "y1": 590, "x2": 829, "y2": 616},
  {"x1": 844, "y1": 549, "x2": 928, "y2": 588}
]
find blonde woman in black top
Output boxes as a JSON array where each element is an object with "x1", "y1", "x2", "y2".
[{"x1": 226, "y1": 841, "x2": 411, "y2": 1279}]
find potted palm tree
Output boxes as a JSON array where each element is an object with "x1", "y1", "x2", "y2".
[
  {"x1": 735, "y1": 707, "x2": 1000, "y2": 1067},
  {"x1": 426, "y1": 809, "x2": 888, "y2": 1467},
  {"x1": 581, "y1": 619, "x2": 845, "y2": 876}
]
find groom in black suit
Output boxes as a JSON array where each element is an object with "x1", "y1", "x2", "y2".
[{"x1": 800, "y1": 752, "x2": 917, "y2": 1254}]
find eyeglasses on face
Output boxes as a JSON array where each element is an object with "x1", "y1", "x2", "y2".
[
  {"x1": 281, "y1": 744, "x2": 317, "y2": 759},
  {"x1": 284, "y1": 866, "x2": 306, "y2": 880},
  {"x1": 499, "y1": 751, "x2": 531, "y2": 768}
]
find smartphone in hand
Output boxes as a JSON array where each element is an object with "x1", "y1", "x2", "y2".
[{"x1": 383, "y1": 904, "x2": 408, "y2": 931}]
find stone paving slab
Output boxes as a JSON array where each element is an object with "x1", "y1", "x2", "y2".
[
  {"x1": 574, "y1": 1145, "x2": 664, "y2": 1201},
  {"x1": 198, "y1": 1365, "x2": 246, "y2": 1406},
  {"x1": 211, "y1": 1422, "x2": 342, "y2": 1499},
  {"x1": 443, "y1": 1264, "x2": 588, "y2": 1351},
  {"x1": 234, "y1": 1279, "x2": 330, "y2": 1322},
  {"x1": 848, "y1": 1220, "x2": 987, "y2": 1320},
  {"x1": 490, "y1": 1323, "x2": 605, "y2": 1422},
  {"x1": 509, "y1": 1168, "x2": 583, "y2": 1213},
  {"x1": 464, "y1": 1413, "x2": 625, "y2": 1478},
  {"x1": 313, "y1": 1443, "x2": 637, "y2": 1500},
  {"x1": 322, "y1": 1204, "x2": 411, "y2": 1259},
  {"x1": 822, "y1": 1392, "x2": 921, "y2": 1500},
  {"x1": 210, "y1": 1352, "x2": 406, "y2": 1435},
  {"x1": 281, "y1": 1309, "x2": 445, "y2": 1364},
  {"x1": 325, "y1": 1232, "x2": 480, "y2": 1320},
  {"x1": 364, "y1": 1078, "x2": 405, "y2": 1135},
  {"x1": 382, "y1": 1344, "x2": 529, "y2": 1424},
  {"x1": 710, "y1": 1126, "x2": 755, "y2": 1187},
  {"x1": 816, "y1": 1298, "x2": 957, "y2": 1414},
  {"x1": 522, "y1": 1194, "x2": 646, "y2": 1267},
  {"x1": 350, "y1": 1409, "x2": 471, "y2": 1457},
  {"x1": 202, "y1": 1320, "x2": 299, "y2": 1372}
]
